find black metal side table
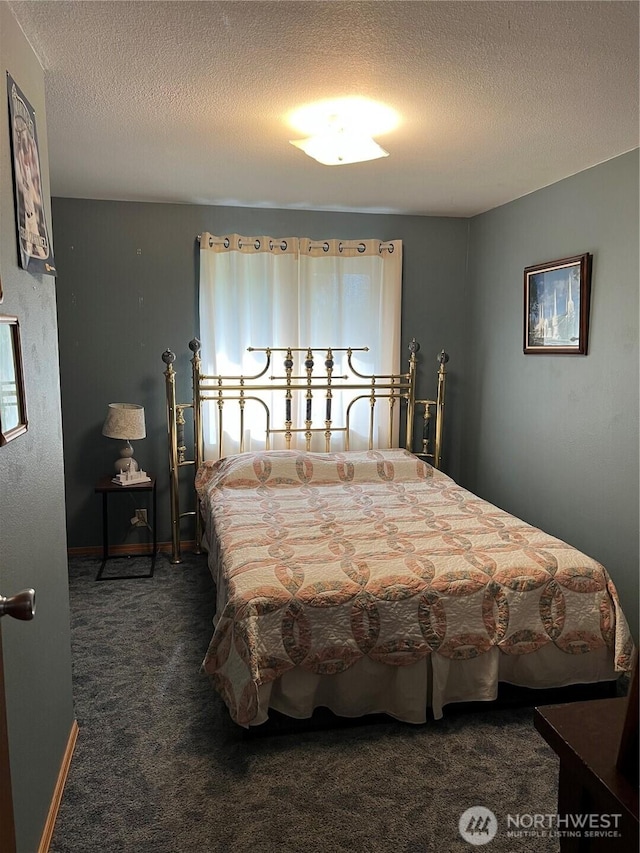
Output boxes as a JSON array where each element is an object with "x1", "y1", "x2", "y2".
[{"x1": 94, "y1": 475, "x2": 157, "y2": 580}]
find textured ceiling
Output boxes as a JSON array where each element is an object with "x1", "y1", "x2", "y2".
[{"x1": 8, "y1": 0, "x2": 640, "y2": 216}]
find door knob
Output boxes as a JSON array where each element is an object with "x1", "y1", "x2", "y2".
[{"x1": 0, "y1": 589, "x2": 36, "y2": 620}]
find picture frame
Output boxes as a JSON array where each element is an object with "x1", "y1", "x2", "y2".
[
  {"x1": 6, "y1": 72, "x2": 56, "y2": 275},
  {"x1": 0, "y1": 315, "x2": 28, "y2": 445},
  {"x1": 523, "y1": 253, "x2": 592, "y2": 354}
]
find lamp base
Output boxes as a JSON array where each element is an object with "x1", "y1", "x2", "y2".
[{"x1": 114, "y1": 441, "x2": 139, "y2": 474}]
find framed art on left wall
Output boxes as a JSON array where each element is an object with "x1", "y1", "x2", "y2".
[
  {"x1": 6, "y1": 72, "x2": 56, "y2": 275},
  {"x1": 0, "y1": 315, "x2": 28, "y2": 445}
]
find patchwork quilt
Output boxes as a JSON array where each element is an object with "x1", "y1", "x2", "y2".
[{"x1": 195, "y1": 449, "x2": 633, "y2": 725}]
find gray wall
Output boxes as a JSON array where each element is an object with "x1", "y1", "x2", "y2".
[
  {"x1": 465, "y1": 150, "x2": 639, "y2": 640},
  {"x1": 52, "y1": 200, "x2": 470, "y2": 550},
  {"x1": 0, "y1": 4, "x2": 75, "y2": 851}
]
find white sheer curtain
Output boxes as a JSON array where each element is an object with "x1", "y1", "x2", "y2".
[{"x1": 198, "y1": 233, "x2": 402, "y2": 457}]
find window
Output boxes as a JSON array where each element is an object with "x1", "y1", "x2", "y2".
[{"x1": 198, "y1": 233, "x2": 402, "y2": 456}]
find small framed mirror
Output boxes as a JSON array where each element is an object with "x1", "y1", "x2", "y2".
[{"x1": 0, "y1": 315, "x2": 28, "y2": 445}]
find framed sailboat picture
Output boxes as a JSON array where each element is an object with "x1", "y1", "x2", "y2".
[{"x1": 523, "y1": 253, "x2": 592, "y2": 355}]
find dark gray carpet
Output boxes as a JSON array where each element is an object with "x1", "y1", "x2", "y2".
[{"x1": 50, "y1": 552, "x2": 567, "y2": 853}]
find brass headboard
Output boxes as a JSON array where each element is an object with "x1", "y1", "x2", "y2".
[{"x1": 161, "y1": 339, "x2": 448, "y2": 564}]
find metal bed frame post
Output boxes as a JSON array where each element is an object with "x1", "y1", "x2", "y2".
[
  {"x1": 409, "y1": 344, "x2": 449, "y2": 469},
  {"x1": 405, "y1": 339, "x2": 419, "y2": 452},
  {"x1": 434, "y1": 349, "x2": 449, "y2": 470},
  {"x1": 162, "y1": 349, "x2": 182, "y2": 564},
  {"x1": 190, "y1": 339, "x2": 203, "y2": 554}
]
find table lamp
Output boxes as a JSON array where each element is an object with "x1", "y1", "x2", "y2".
[{"x1": 102, "y1": 403, "x2": 146, "y2": 473}]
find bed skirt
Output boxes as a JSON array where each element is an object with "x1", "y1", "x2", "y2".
[{"x1": 253, "y1": 644, "x2": 617, "y2": 726}]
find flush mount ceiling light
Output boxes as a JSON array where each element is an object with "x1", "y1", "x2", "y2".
[
  {"x1": 288, "y1": 97, "x2": 399, "y2": 166},
  {"x1": 290, "y1": 128, "x2": 389, "y2": 166}
]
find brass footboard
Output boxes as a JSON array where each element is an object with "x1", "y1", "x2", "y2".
[{"x1": 162, "y1": 339, "x2": 448, "y2": 564}]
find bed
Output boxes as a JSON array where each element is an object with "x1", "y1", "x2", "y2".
[{"x1": 162, "y1": 340, "x2": 634, "y2": 727}]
